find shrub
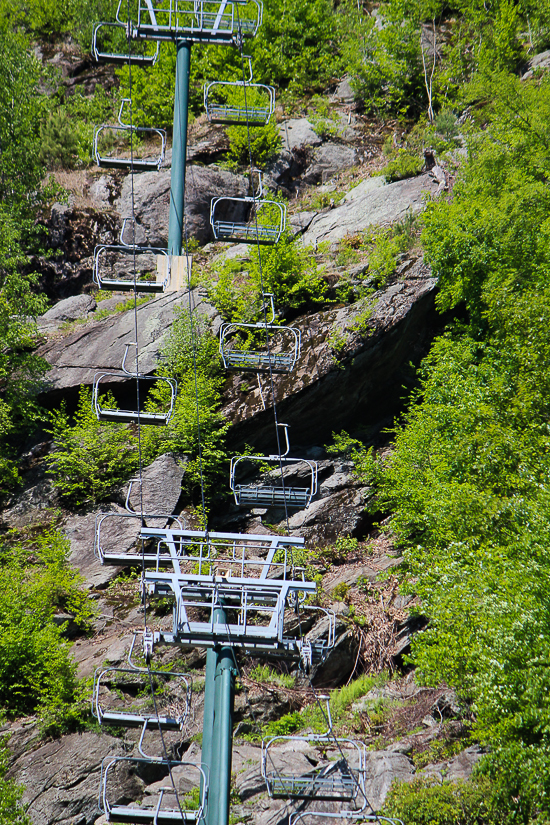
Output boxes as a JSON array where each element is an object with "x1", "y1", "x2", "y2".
[
  {"x1": 45, "y1": 386, "x2": 140, "y2": 506},
  {"x1": 39, "y1": 109, "x2": 79, "y2": 170},
  {"x1": 0, "y1": 528, "x2": 93, "y2": 719},
  {"x1": 384, "y1": 776, "x2": 497, "y2": 825},
  {"x1": 381, "y1": 149, "x2": 424, "y2": 182},
  {"x1": 226, "y1": 117, "x2": 281, "y2": 167}
]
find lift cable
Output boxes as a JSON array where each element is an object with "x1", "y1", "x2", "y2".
[
  {"x1": 235, "y1": 7, "x2": 291, "y2": 535},
  {"x1": 122, "y1": 8, "x2": 188, "y2": 817}
]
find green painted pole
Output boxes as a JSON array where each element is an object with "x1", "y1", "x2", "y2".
[
  {"x1": 168, "y1": 39, "x2": 191, "y2": 256},
  {"x1": 203, "y1": 606, "x2": 236, "y2": 825},
  {"x1": 201, "y1": 646, "x2": 217, "y2": 824},
  {"x1": 215, "y1": 646, "x2": 236, "y2": 825}
]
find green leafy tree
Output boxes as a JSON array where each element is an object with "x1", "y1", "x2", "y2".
[
  {"x1": 357, "y1": 72, "x2": 550, "y2": 819},
  {"x1": 0, "y1": 528, "x2": 92, "y2": 718},
  {"x1": 0, "y1": 31, "x2": 50, "y2": 494},
  {"x1": 45, "y1": 386, "x2": 140, "y2": 506}
]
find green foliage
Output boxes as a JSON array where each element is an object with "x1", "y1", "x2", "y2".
[
  {"x1": 364, "y1": 72, "x2": 550, "y2": 819},
  {"x1": 0, "y1": 528, "x2": 92, "y2": 718},
  {"x1": 45, "y1": 386, "x2": 140, "y2": 506},
  {"x1": 39, "y1": 109, "x2": 80, "y2": 170},
  {"x1": 308, "y1": 95, "x2": 341, "y2": 139},
  {"x1": 0, "y1": 740, "x2": 30, "y2": 825},
  {"x1": 384, "y1": 776, "x2": 497, "y2": 825},
  {"x1": 210, "y1": 232, "x2": 328, "y2": 321},
  {"x1": 381, "y1": 149, "x2": 424, "y2": 182},
  {"x1": 327, "y1": 431, "x2": 380, "y2": 486},
  {"x1": 248, "y1": 664, "x2": 295, "y2": 689},
  {"x1": 0, "y1": 31, "x2": 50, "y2": 494},
  {"x1": 251, "y1": 0, "x2": 344, "y2": 96},
  {"x1": 141, "y1": 309, "x2": 228, "y2": 501},
  {"x1": 226, "y1": 118, "x2": 281, "y2": 167},
  {"x1": 117, "y1": 43, "x2": 178, "y2": 128},
  {"x1": 262, "y1": 674, "x2": 383, "y2": 738}
]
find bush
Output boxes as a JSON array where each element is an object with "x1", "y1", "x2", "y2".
[
  {"x1": 0, "y1": 528, "x2": 93, "y2": 719},
  {"x1": 45, "y1": 386, "x2": 140, "y2": 506},
  {"x1": 227, "y1": 117, "x2": 281, "y2": 167},
  {"x1": 381, "y1": 149, "x2": 424, "y2": 182},
  {"x1": 384, "y1": 776, "x2": 497, "y2": 825},
  {"x1": 39, "y1": 109, "x2": 79, "y2": 170}
]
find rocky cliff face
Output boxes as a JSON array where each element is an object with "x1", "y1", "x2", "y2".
[{"x1": 1, "y1": 103, "x2": 474, "y2": 825}]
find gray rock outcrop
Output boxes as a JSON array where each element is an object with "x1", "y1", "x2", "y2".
[
  {"x1": 37, "y1": 289, "x2": 219, "y2": 405},
  {"x1": 301, "y1": 174, "x2": 439, "y2": 247},
  {"x1": 117, "y1": 165, "x2": 248, "y2": 246},
  {"x1": 279, "y1": 118, "x2": 322, "y2": 152},
  {"x1": 38, "y1": 294, "x2": 97, "y2": 330}
]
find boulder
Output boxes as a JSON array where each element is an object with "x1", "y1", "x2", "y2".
[
  {"x1": 36, "y1": 288, "x2": 219, "y2": 406},
  {"x1": 38, "y1": 293, "x2": 97, "y2": 330},
  {"x1": 522, "y1": 48, "x2": 550, "y2": 80},
  {"x1": 7, "y1": 731, "x2": 128, "y2": 825},
  {"x1": 301, "y1": 174, "x2": 440, "y2": 247},
  {"x1": 222, "y1": 259, "x2": 438, "y2": 450},
  {"x1": 302, "y1": 143, "x2": 357, "y2": 185},
  {"x1": 332, "y1": 76, "x2": 355, "y2": 104},
  {"x1": 362, "y1": 750, "x2": 415, "y2": 808},
  {"x1": 279, "y1": 118, "x2": 322, "y2": 152},
  {"x1": 116, "y1": 165, "x2": 248, "y2": 246},
  {"x1": 121, "y1": 453, "x2": 186, "y2": 515},
  {"x1": 64, "y1": 503, "x2": 138, "y2": 588}
]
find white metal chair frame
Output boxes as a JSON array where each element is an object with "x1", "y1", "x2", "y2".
[
  {"x1": 134, "y1": 0, "x2": 263, "y2": 43},
  {"x1": 92, "y1": 25, "x2": 160, "y2": 65},
  {"x1": 92, "y1": 343, "x2": 177, "y2": 426},
  {"x1": 262, "y1": 697, "x2": 366, "y2": 801},
  {"x1": 93, "y1": 241, "x2": 170, "y2": 293},
  {"x1": 219, "y1": 293, "x2": 301, "y2": 373},
  {"x1": 230, "y1": 424, "x2": 317, "y2": 509},
  {"x1": 204, "y1": 56, "x2": 275, "y2": 125},
  {"x1": 99, "y1": 756, "x2": 207, "y2": 824},
  {"x1": 93, "y1": 666, "x2": 192, "y2": 759},
  {"x1": 210, "y1": 172, "x2": 286, "y2": 245},
  {"x1": 94, "y1": 99, "x2": 166, "y2": 171},
  {"x1": 97, "y1": 526, "x2": 334, "y2": 661}
]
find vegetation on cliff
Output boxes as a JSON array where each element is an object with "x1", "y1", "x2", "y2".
[{"x1": 3, "y1": 0, "x2": 550, "y2": 822}]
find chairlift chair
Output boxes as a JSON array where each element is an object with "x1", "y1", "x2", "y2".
[
  {"x1": 92, "y1": 24, "x2": 160, "y2": 65},
  {"x1": 93, "y1": 665, "x2": 192, "y2": 759},
  {"x1": 93, "y1": 241, "x2": 170, "y2": 292},
  {"x1": 99, "y1": 756, "x2": 207, "y2": 824},
  {"x1": 210, "y1": 172, "x2": 286, "y2": 245},
  {"x1": 94, "y1": 99, "x2": 166, "y2": 171},
  {"x1": 219, "y1": 293, "x2": 301, "y2": 373},
  {"x1": 133, "y1": 0, "x2": 262, "y2": 43},
  {"x1": 92, "y1": 343, "x2": 177, "y2": 426},
  {"x1": 290, "y1": 815, "x2": 405, "y2": 825},
  {"x1": 94, "y1": 495, "x2": 186, "y2": 566},
  {"x1": 230, "y1": 424, "x2": 317, "y2": 509},
  {"x1": 262, "y1": 696, "x2": 366, "y2": 801},
  {"x1": 204, "y1": 56, "x2": 275, "y2": 125}
]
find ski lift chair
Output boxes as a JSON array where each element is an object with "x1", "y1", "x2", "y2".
[
  {"x1": 92, "y1": 343, "x2": 177, "y2": 425},
  {"x1": 134, "y1": 0, "x2": 262, "y2": 43},
  {"x1": 93, "y1": 665, "x2": 192, "y2": 759},
  {"x1": 210, "y1": 172, "x2": 286, "y2": 245},
  {"x1": 93, "y1": 241, "x2": 170, "y2": 292},
  {"x1": 92, "y1": 24, "x2": 160, "y2": 65},
  {"x1": 229, "y1": 424, "x2": 317, "y2": 508},
  {"x1": 262, "y1": 696, "x2": 366, "y2": 801},
  {"x1": 94, "y1": 485, "x2": 186, "y2": 566},
  {"x1": 290, "y1": 815, "x2": 405, "y2": 825},
  {"x1": 219, "y1": 293, "x2": 300, "y2": 373},
  {"x1": 204, "y1": 56, "x2": 275, "y2": 125},
  {"x1": 94, "y1": 99, "x2": 166, "y2": 171},
  {"x1": 99, "y1": 756, "x2": 207, "y2": 824}
]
